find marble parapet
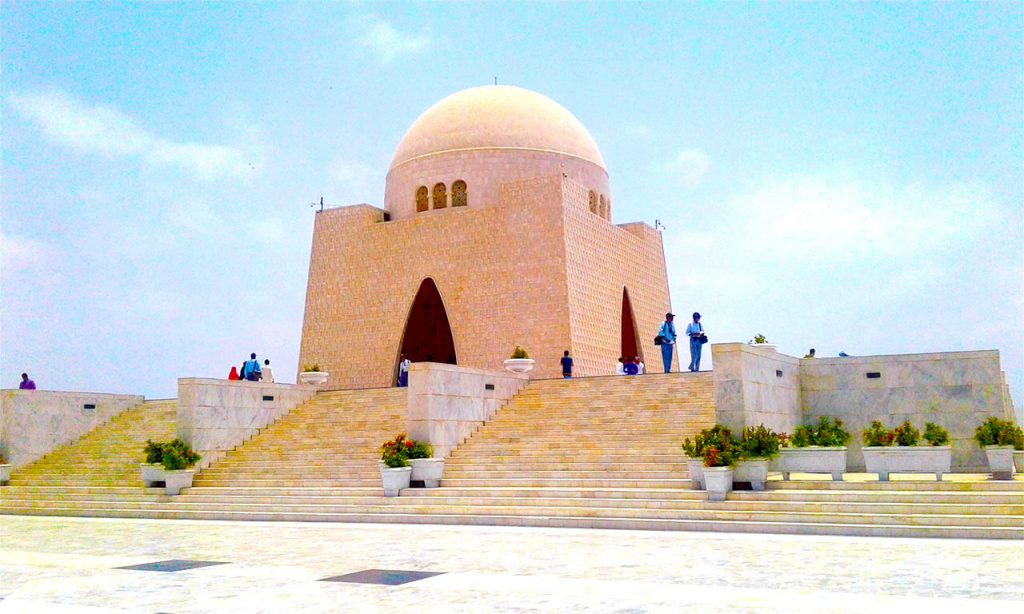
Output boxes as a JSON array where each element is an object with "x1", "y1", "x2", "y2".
[
  {"x1": 176, "y1": 378, "x2": 316, "y2": 468},
  {"x1": 711, "y1": 343, "x2": 802, "y2": 435},
  {"x1": 0, "y1": 390, "x2": 144, "y2": 467},
  {"x1": 407, "y1": 363, "x2": 528, "y2": 457}
]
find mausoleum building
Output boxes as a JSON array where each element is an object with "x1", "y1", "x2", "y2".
[{"x1": 299, "y1": 86, "x2": 674, "y2": 389}]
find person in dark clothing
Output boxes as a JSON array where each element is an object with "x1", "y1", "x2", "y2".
[{"x1": 560, "y1": 350, "x2": 573, "y2": 379}]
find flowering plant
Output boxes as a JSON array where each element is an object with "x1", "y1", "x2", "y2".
[
  {"x1": 789, "y1": 417, "x2": 851, "y2": 448},
  {"x1": 740, "y1": 424, "x2": 782, "y2": 459},
  {"x1": 682, "y1": 425, "x2": 741, "y2": 467},
  {"x1": 923, "y1": 422, "x2": 949, "y2": 446},
  {"x1": 380, "y1": 433, "x2": 433, "y2": 468},
  {"x1": 974, "y1": 417, "x2": 1024, "y2": 449},
  {"x1": 862, "y1": 421, "x2": 896, "y2": 447}
]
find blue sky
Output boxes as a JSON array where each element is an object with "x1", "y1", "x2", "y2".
[{"x1": 2, "y1": 2, "x2": 1021, "y2": 415}]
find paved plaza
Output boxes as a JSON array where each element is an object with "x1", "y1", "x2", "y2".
[{"x1": 0, "y1": 517, "x2": 1021, "y2": 612}]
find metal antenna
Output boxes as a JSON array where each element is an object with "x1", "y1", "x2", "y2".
[
  {"x1": 310, "y1": 196, "x2": 324, "y2": 212},
  {"x1": 655, "y1": 219, "x2": 666, "y2": 231},
  {"x1": 494, "y1": 76, "x2": 497, "y2": 85}
]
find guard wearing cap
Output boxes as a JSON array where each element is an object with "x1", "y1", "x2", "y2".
[
  {"x1": 686, "y1": 312, "x2": 706, "y2": 372},
  {"x1": 656, "y1": 312, "x2": 677, "y2": 373}
]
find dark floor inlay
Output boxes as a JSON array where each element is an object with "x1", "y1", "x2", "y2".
[
  {"x1": 116, "y1": 560, "x2": 229, "y2": 573},
  {"x1": 320, "y1": 569, "x2": 445, "y2": 585}
]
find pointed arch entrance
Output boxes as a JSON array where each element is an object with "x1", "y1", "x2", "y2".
[
  {"x1": 621, "y1": 287, "x2": 642, "y2": 364},
  {"x1": 398, "y1": 278, "x2": 457, "y2": 377}
]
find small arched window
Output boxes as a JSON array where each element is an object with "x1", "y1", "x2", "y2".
[
  {"x1": 433, "y1": 183, "x2": 447, "y2": 209},
  {"x1": 599, "y1": 195, "x2": 606, "y2": 219},
  {"x1": 605, "y1": 196, "x2": 611, "y2": 219},
  {"x1": 588, "y1": 191, "x2": 597, "y2": 214},
  {"x1": 415, "y1": 186, "x2": 429, "y2": 213},
  {"x1": 452, "y1": 180, "x2": 467, "y2": 207}
]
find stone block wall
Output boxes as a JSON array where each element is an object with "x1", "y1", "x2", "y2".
[
  {"x1": 711, "y1": 343, "x2": 802, "y2": 435},
  {"x1": 406, "y1": 363, "x2": 528, "y2": 457},
  {"x1": 0, "y1": 390, "x2": 144, "y2": 467},
  {"x1": 176, "y1": 378, "x2": 316, "y2": 469}
]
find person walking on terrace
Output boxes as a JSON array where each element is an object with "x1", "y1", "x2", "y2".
[
  {"x1": 686, "y1": 312, "x2": 706, "y2": 372},
  {"x1": 241, "y1": 353, "x2": 262, "y2": 382},
  {"x1": 656, "y1": 313, "x2": 677, "y2": 373},
  {"x1": 560, "y1": 350, "x2": 573, "y2": 379},
  {"x1": 19, "y1": 373, "x2": 36, "y2": 390}
]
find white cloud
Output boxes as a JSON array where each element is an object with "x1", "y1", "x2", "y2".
[
  {"x1": 669, "y1": 149, "x2": 711, "y2": 187},
  {"x1": 353, "y1": 16, "x2": 432, "y2": 63},
  {"x1": 725, "y1": 175, "x2": 999, "y2": 260},
  {"x1": 7, "y1": 89, "x2": 251, "y2": 181},
  {"x1": 0, "y1": 231, "x2": 57, "y2": 274}
]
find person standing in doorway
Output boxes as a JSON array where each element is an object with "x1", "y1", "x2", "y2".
[
  {"x1": 686, "y1": 312, "x2": 705, "y2": 372},
  {"x1": 19, "y1": 373, "x2": 36, "y2": 390},
  {"x1": 397, "y1": 354, "x2": 411, "y2": 387},
  {"x1": 657, "y1": 313, "x2": 677, "y2": 373},
  {"x1": 560, "y1": 350, "x2": 573, "y2": 379}
]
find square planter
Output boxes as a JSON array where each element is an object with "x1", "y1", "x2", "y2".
[
  {"x1": 1014, "y1": 450, "x2": 1024, "y2": 474},
  {"x1": 380, "y1": 465, "x2": 412, "y2": 497},
  {"x1": 0, "y1": 463, "x2": 11, "y2": 485},
  {"x1": 734, "y1": 458, "x2": 770, "y2": 491},
  {"x1": 685, "y1": 457, "x2": 704, "y2": 490},
  {"x1": 298, "y1": 371, "x2": 329, "y2": 386},
  {"x1": 163, "y1": 469, "x2": 195, "y2": 495},
  {"x1": 774, "y1": 447, "x2": 847, "y2": 481},
  {"x1": 139, "y1": 463, "x2": 165, "y2": 488},
  {"x1": 703, "y1": 466, "x2": 734, "y2": 502},
  {"x1": 409, "y1": 458, "x2": 445, "y2": 488},
  {"x1": 984, "y1": 446, "x2": 1016, "y2": 480},
  {"x1": 862, "y1": 446, "x2": 952, "y2": 481}
]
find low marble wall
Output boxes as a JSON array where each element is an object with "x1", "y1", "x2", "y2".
[
  {"x1": 711, "y1": 343, "x2": 802, "y2": 435},
  {"x1": 407, "y1": 363, "x2": 529, "y2": 457},
  {"x1": 177, "y1": 378, "x2": 316, "y2": 468},
  {"x1": 0, "y1": 390, "x2": 144, "y2": 467},
  {"x1": 802, "y1": 351, "x2": 1011, "y2": 472}
]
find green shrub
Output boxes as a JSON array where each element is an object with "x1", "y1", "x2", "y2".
[
  {"x1": 863, "y1": 421, "x2": 895, "y2": 447},
  {"x1": 406, "y1": 439, "x2": 433, "y2": 460},
  {"x1": 788, "y1": 417, "x2": 850, "y2": 447},
  {"x1": 923, "y1": 422, "x2": 949, "y2": 446},
  {"x1": 510, "y1": 346, "x2": 530, "y2": 359},
  {"x1": 302, "y1": 364, "x2": 321, "y2": 372},
  {"x1": 740, "y1": 424, "x2": 781, "y2": 459},
  {"x1": 893, "y1": 420, "x2": 920, "y2": 446},
  {"x1": 143, "y1": 439, "x2": 164, "y2": 464},
  {"x1": 159, "y1": 439, "x2": 200, "y2": 471},
  {"x1": 975, "y1": 417, "x2": 1024, "y2": 448},
  {"x1": 750, "y1": 334, "x2": 768, "y2": 344},
  {"x1": 686, "y1": 425, "x2": 741, "y2": 467}
]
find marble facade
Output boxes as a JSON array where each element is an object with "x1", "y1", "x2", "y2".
[{"x1": 0, "y1": 390, "x2": 143, "y2": 467}]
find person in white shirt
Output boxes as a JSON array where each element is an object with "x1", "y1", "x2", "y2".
[
  {"x1": 262, "y1": 359, "x2": 274, "y2": 383},
  {"x1": 398, "y1": 354, "x2": 411, "y2": 387},
  {"x1": 635, "y1": 357, "x2": 645, "y2": 375},
  {"x1": 615, "y1": 357, "x2": 625, "y2": 375}
]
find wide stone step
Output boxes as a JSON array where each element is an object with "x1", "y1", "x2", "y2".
[{"x1": 441, "y1": 478, "x2": 693, "y2": 488}]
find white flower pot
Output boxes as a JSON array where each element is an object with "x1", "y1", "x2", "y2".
[
  {"x1": 862, "y1": 446, "x2": 952, "y2": 481},
  {"x1": 774, "y1": 447, "x2": 847, "y2": 481},
  {"x1": 298, "y1": 371, "x2": 329, "y2": 386},
  {"x1": 163, "y1": 469, "x2": 195, "y2": 495},
  {"x1": 703, "y1": 466, "x2": 734, "y2": 502},
  {"x1": 0, "y1": 464, "x2": 11, "y2": 485},
  {"x1": 734, "y1": 458, "x2": 770, "y2": 491},
  {"x1": 139, "y1": 463, "x2": 165, "y2": 487},
  {"x1": 984, "y1": 446, "x2": 1016, "y2": 480},
  {"x1": 409, "y1": 458, "x2": 445, "y2": 488},
  {"x1": 685, "y1": 457, "x2": 704, "y2": 490},
  {"x1": 380, "y1": 465, "x2": 412, "y2": 497},
  {"x1": 503, "y1": 358, "x2": 535, "y2": 374},
  {"x1": 1013, "y1": 450, "x2": 1024, "y2": 474}
]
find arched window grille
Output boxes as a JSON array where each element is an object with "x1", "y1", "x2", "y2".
[
  {"x1": 599, "y1": 194, "x2": 606, "y2": 218},
  {"x1": 588, "y1": 190, "x2": 597, "y2": 214},
  {"x1": 415, "y1": 186, "x2": 429, "y2": 212},
  {"x1": 452, "y1": 180, "x2": 467, "y2": 207},
  {"x1": 433, "y1": 183, "x2": 447, "y2": 209}
]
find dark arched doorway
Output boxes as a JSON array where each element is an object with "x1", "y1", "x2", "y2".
[
  {"x1": 621, "y1": 287, "x2": 642, "y2": 364},
  {"x1": 398, "y1": 278, "x2": 457, "y2": 374}
]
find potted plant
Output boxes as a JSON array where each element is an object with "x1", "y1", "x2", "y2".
[
  {"x1": 406, "y1": 437, "x2": 444, "y2": 488},
  {"x1": 0, "y1": 453, "x2": 10, "y2": 485},
  {"x1": 775, "y1": 416, "x2": 850, "y2": 481},
  {"x1": 974, "y1": 417, "x2": 1023, "y2": 480},
  {"x1": 692, "y1": 425, "x2": 740, "y2": 501},
  {"x1": 140, "y1": 439, "x2": 166, "y2": 487},
  {"x1": 735, "y1": 424, "x2": 781, "y2": 491},
  {"x1": 681, "y1": 435, "x2": 707, "y2": 490},
  {"x1": 159, "y1": 439, "x2": 201, "y2": 495},
  {"x1": 298, "y1": 363, "x2": 329, "y2": 386},
  {"x1": 861, "y1": 420, "x2": 952, "y2": 481},
  {"x1": 379, "y1": 433, "x2": 413, "y2": 496},
  {"x1": 747, "y1": 334, "x2": 776, "y2": 351},
  {"x1": 503, "y1": 346, "x2": 535, "y2": 373}
]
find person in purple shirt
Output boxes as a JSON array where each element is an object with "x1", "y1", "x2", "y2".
[{"x1": 19, "y1": 373, "x2": 36, "y2": 390}]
